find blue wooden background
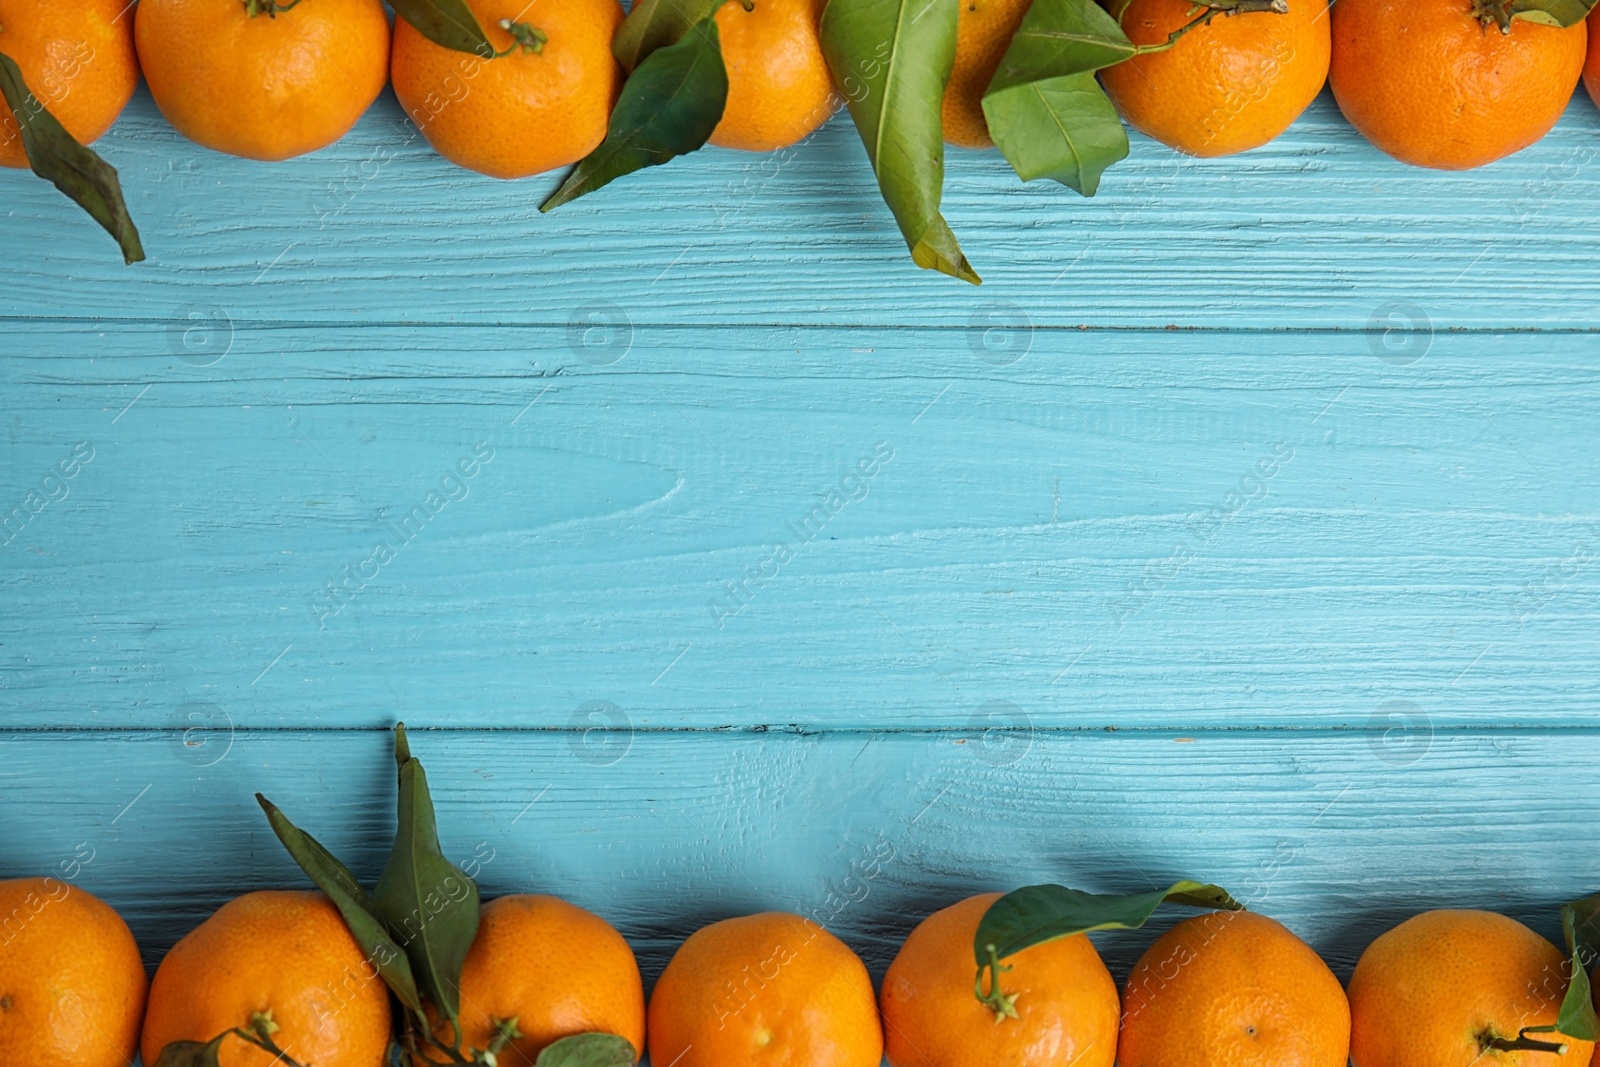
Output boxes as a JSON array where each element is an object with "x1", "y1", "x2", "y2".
[{"x1": 5, "y1": 75, "x2": 1600, "y2": 1064}]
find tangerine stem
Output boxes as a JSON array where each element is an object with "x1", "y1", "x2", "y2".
[
  {"x1": 242, "y1": 0, "x2": 303, "y2": 17},
  {"x1": 973, "y1": 943, "x2": 1021, "y2": 1022},
  {"x1": 1483, "y1": 1030, "x2": 1570, "y2": 1055},
  {"x1": 1130, "y1": 0, "x2": 1290, "y2": 56},
  {"x1": 494, "y1": 20, "x2": 547, "y2": 56}
]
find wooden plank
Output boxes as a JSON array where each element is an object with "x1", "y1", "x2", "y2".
[
  {"x1": 4, "y1": 327, "x2": 1596, "y2": 729},
  {"x1": 2, "y1": 91, "x2": 1599, "y2": 329},
  {"x1": 2, "y1": 727, "x2": 1595, "y2": 988}
]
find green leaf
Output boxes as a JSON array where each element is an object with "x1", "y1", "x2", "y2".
[
  {"x1": 256, "y1": 793, "x2": 425, "y2": 1015},
  {"x1": 1509, "y1": 0, "x2": 1598, "y2": 27},
  {"x1": 534, "y1": 1032, "x2": 638, "y2": 1067},
  {"x1": 542, "y1": 13, "x2": 729, "y2": 211},
  {"x1": 371, "y1": 727, "x2": 481, "y2": 1031},
  {"x1": 819, "y1": 0, "x2": 980, "y2": 284},
  {"x1": 983, "y1": 72, "x2": 1128, "y2": 195},
  {"x1": 389, "y1": 0, "x2": 497, "y2": 55},
  {"x1": 0, "y1": 51, "x2": 143, "y2": 264},
  {"x1": 980, "y1": 0, "x2": 1133, "y2": 194},
  {"x1": 976, "y1": 880, "x2": 1244, "y2": 964},
  {"x1": 151, "y1": 1035, "x2": 227, "y2": 1067},
  {"x1": 613, "y1": 0, "x2": 726, "y2": 72},
  {"x1": 1535, "y1": 896, "x2": 1600, "y2": 1042}
]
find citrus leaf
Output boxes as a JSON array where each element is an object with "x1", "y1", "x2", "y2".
[
  {"x1": 534, "y1": 1032, "x2": 638, "y2": 1067},
  {"x1": 1509, "y1": 0, "x2": 1597, "y2": 27},
  {"x1": 986, "y1": 0, "x2": 1136, "y2": 88},
  {"x1": 256, "y1": 793, "x2": 425, "y2": 1015},
  {"x1": 542, "y1": 13, "x2": 728, "y2": 211},
  {"x1": 1536, "y1": 896, "x2": 1600, "y2": 1042},
  {"x1": 151, "y1": 1035, "x2": 227, "y2": 1067},
  {"x1": 372, "y1": 725, "x2": 481, "y2": 1031},
  {"x1": 976, "y1": 880, "x2": 1244, "y2": 965},
  {"x1": 819, "y1": 0, "x2": 980, "y2": 284},
  {"x1": 0, "y1": 51, "x2": 142, "y2": 264},
  {"x1": 983, "y1": 72, "x2": 1128, "y2": 194},
  {"x1": 389, "y1": 0, "x2": 496, "y2": 55},
  {"x1": 980, "y1": 0, "x2": 1133, "y2": 194},
  {"x1": 613, "y1": 0, "x2": 725, "y2": 72}
]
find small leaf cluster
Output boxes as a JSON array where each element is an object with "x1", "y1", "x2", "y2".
[{"x1": 153, "y1": 724, "x2": 634, "y2": 1067}]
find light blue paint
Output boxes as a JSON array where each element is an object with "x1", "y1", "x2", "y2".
[{"x1": 3, "y1": 65, "x2": 1600, "y2": 1067}]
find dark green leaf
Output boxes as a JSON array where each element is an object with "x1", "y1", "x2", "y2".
[
  {"x1": 819, "y1": 0, "x2": 980, "y2": 284},
  {"x1": 613, "y1": 0, "x2": 726, "y2": 72},
  {"x1": 256, "y1": 793, "x2": 425, "y2": 1015},
  {"x1": 534, "y1": 1032, "x2": 638, "y2": 1067},
  {"x1": 542, "y1": 15, "x2": 729, "y2": 212},
  {"x1": 981, "y1": 0, "x2": 1133, "y2": 195},
  {"x1": 0, "y1": 51, "x2": 142, "y2": 264},
  {"x1": 372, "y1": 737, "x2": 481, "y2": 1031},
  {"x1": 1509, "y1": 0, "x2": 1598, "y2": 27},
  {"x1": 151, "y1": 1035, "x2": 227, "y2": 1067},
  {"x1": 976, "y1": 880, "x2": 1244, "y2": 964},
  {"x1": 983, "y1": 72, "x2": 1128, "y2": 194},
  {"x1": 390, "y1": 0, "x2": 496, "y2": 55},
  {"x1": 1540, "y1": 897, "x2": 1600, "y2": 1042}
]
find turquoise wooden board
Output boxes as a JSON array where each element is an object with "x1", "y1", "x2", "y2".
[
  {"x1": 3, "y1": 328, "x2": 1597, "y2": 729},
  {"x1": 5, "y1": 728, "x2": 1597, "y2": 984},
  {"x1": 4, "y1": 46, "x2": 1600, "y2": 1067},
  {"x1": 2, "y1": 89, "x2": 1600, "y2": 328}
]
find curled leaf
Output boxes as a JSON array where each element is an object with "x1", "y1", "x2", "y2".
[
  {"x1": 1531, "y1": 895, "x2": 1600, "y2": 1042},
  {"x1": 371, "y1": 726, "x2": 481, "y2": 1032},
  {"x1": 0, "y1": 51, "x2": 142, "y2": 264},
  {"x1": 542, "y1": 13, "x2": 729, "y2": 211},
  {"x1": 819, "y1": 0, "x2": 979, "y2": 284},
  {"x1": 534, "y1": 1032, "x2": 639, "y2": 1066},
  {"x1": 256, "y1": 794, "x2": 424, "y2": 1014},
  {"x1": 980, "y1": 0, "x2": 1133, "y2": 194}
]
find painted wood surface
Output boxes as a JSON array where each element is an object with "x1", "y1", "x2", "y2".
[
  {"x1": 4, "y1": 329, "x2": 1598, "y2": 730},
  {"x1": 3, "y1": 55, "x2": 1600, "y2": 1067},
  {"x1": 1, "y1": 90, "x2": 1599, "y2": 328},
  {"x1": 5, "y1": 728, "x2": 1594, "y2": 984}
]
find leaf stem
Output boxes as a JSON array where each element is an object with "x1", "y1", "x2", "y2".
[
  {"x1": 973, "y1": 943, "x2": 1021, "y2": 1022},
  {"x1": 1482, "y1": 1030, "x2": 1569, "y2": 1055},
  {"x1": 1131, "y1": 0, "x2": 1290, "y2": 55}
]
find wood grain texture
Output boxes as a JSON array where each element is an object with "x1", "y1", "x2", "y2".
[
  {"x1": 3, "y1": 728, "x2": 1592, "y2": 988},
  {"x1": 1, "y1": 89, "x2": 1599, "y2": 328},
  {"x1": 3, "y1": 330, "x2": 1596, "y2": 729}
]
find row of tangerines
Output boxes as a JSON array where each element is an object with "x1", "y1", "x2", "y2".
[
  {"x1": 5, "y1": 0, "x2": 1600, "y2": 180},
  {"x1": 7, "y1": 874, "x2": 1600, "y2": 1067}
]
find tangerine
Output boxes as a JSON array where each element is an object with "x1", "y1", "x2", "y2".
[
  {"x1": 442, "y1": 894, "x2": 645, "y2": 1062},
  {"x1": 1118, "y1": 910, "x2": 1349, "y2": 1067},
  {"x1": 0, "y1": 877, "x2": 148, "y2": 1067},
  {"x1": 0, "y1": 0, "x2": 138, "y2": 170},
  {"x1": 943, "y1": 0, "x2": 1033, "y2": 148},
  {"x1": 711, "y1": 0, "x2": 837, "y2": 151},
  {"x1": 140, "y1": 890, "x2": 391, "y2": 1067},
  {"x1": 647, "y1": 911, "x2": 882, "y2": 1067},
  {"x1": 1585, "y1": 5, "x2": 1600, "y2": 109},
  {"x1": 391, "y1": 0, "x2": 622, "y2": 180},
  {"x1": 1099, "y1": 0, "x2": 1332, "y2": 157},
  {"x1": 135, "y1": 0, "x2": 390, "y2": 162},
  {"x1": 1348, "y1": 909, "x2": 1593, "y2": 1067},
  {"x1": 879, "y1": 892, "x2": 1118, "y2": 1067},
  {"x1": 1329, "y1": 0, "x2": 1587, "y2": 170}
]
